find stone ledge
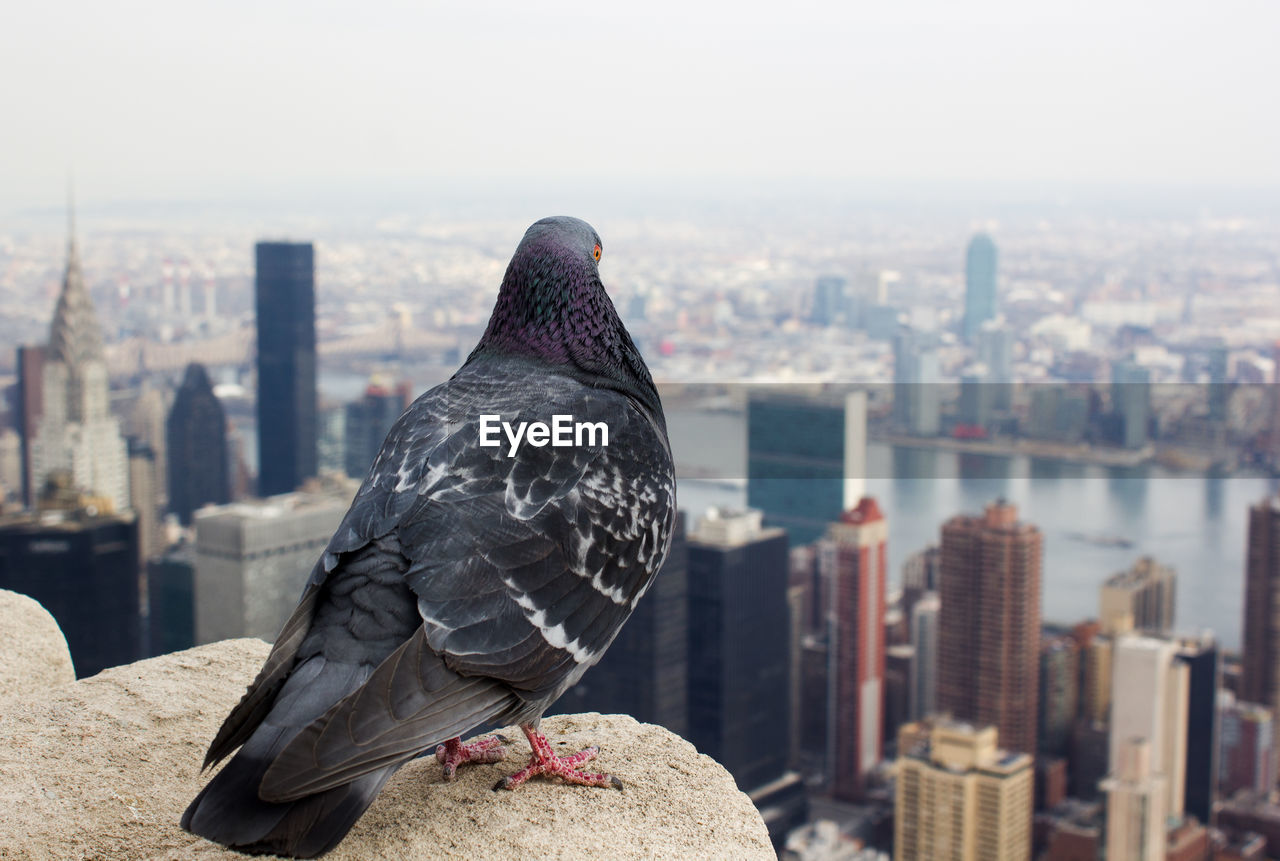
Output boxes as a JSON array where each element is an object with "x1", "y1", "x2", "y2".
[
  {"x1": 0, "y1": 588, "x2": 76, "y2": 700},
  {"x1": 0, "y1": 634, "x2": 772, "y2": 860}
]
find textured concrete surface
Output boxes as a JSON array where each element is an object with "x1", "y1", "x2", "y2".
[
  {"x1": 0, "y1": 637, "x2": 772, "y2": 860},
  {"x1": 0, "y1": 589, "x2": 76, "y2": 700}
]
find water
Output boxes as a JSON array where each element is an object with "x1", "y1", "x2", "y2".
[{"x1": 666, "y1": 407, "x2": 1278, "y2": 651}]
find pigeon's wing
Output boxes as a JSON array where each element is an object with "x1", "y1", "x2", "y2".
[
  {"x1": 201, "y1": 582, "x2": 322, "y2": 768},
  {"x1": 197, "y1": 386, "x2": 459, "y2": 772},
  {"x1": 399, "y1": 368, "x2": 676, "y2": 698},
  {"x1": 258, "y1": 366, "x2": 674, "y2": 800}
]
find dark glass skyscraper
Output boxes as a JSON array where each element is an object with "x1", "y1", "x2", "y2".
[
  {"x1": 963, "y1": 233, "x2": 997, "y2": 342},
  {"x1": 167, "y1": 363, "x2": 230, "y2": 524},
  {"x1": 746, "y1": 390, "x2": 866, "y2": 546},
  {"x1": 1175, "y1": 634, "x2": 1219, "y2": 826},
  {"x1": 255, "y1": 242, "x2": 317, "y2": 496},
  {"x1": 0, "y1": 509, "x2": 140, "y2": 676},
  {"x1": 553, "y1": 513, "x2": 688, "y2": 736},
  {"x1": 686, "y1": 508, "x2": 790, "y2": 792}
]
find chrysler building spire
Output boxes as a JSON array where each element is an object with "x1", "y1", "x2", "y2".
[{"x1": 29, "y1": 193, "x2": 130, "y2": 513}]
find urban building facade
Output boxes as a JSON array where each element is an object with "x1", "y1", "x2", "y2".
[
  {"x1": 0, "y1": 506, "x2": 140, "y2": 676},
  {"x1": 255, "y1": 241, "x2": 317, "y2": 496},
  {"x1": 1242, "y1": 495, "x2": 1280, "y2": 723},
  {"x1": 746, "y1": 390, "x2": 867, "y2": 546},
  {"x1": 193, "y1": 481, "x2": 352, "y2": 643},
  {"x1": 894, "y1": 720, "x2": 1032, "y2": 861},
  {"x1": 822, "y1": 497, "x2": 887, "y2": 801},
  {"x1": 937, "y1": 500, "x2": 1042, "y2": 755},
  {"x1": 167, "y1": 363, "x2": 230, "y2": 524},
  {"x1": 30, "y1": 225, "x2": 130, "y2": 513}
]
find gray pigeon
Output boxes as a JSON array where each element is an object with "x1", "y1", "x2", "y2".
[{"x1": 181, "y1": 216, "x2": 676, "y2": 857}]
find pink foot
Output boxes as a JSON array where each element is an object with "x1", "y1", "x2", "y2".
[
  {"x1": 435, "y1": 734, "x2": 509, "y2": 781},
  {"x1": 493, "y1": 724, "x2": 623, "y2": 791}
]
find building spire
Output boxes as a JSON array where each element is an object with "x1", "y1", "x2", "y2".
[{"x1": 49, "y1": 183, "x2": 105, "y2": 368}]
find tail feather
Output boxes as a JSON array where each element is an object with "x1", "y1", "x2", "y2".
[{"x1": 181, "y1": 724, "x2": 396, "y2": 858}]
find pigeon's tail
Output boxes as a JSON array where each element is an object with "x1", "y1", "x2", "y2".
[{"x1": 180, "y1": 723, "x2": 395, "y2": 859}]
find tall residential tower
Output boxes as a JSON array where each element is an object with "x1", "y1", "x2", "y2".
[{"x1": 937, "y1": 500, "x2": 1042, "y2": 755}]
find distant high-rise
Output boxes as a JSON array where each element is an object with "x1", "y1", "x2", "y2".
[
  {"x1": 1108, "y1": 635, "x2": 1190, "y2": 823},
  {"x1": 193, "y1": 478, "x2": 353, "y2": 643},
  {"x1": 343, "y1": 377, "x2": 411, "y2": 479},
  {"x1": 255, "y1": 241, "x2": 317, "y2": 496},
  {"x1": 30, "y1": 217, "x2": 130, "y2": 513},
  {"x1": 909, "y1": 592, "x2": 940, "y2": 722},
  {"x1": 686, "y1": 508, "x2": 791, "y2": 792},
  {"x1": 937, "y1": 500, "x2": 1042, "y2": 755},
  {"x1": 1175, "y1": 634, "x2": 1219, "y2": 826},
  {"x1": 1038, "y1": 635, "x2": 1080, "y2": 758},
  {"x1": 823, "y1": 497, "x2": 887, "y2": 801},
  {"x1": 167, "y1": 363, "x2": 230, "y2": 525},
  {"x1": 1099, "y1": 556, "x2": 1176, "y2": 636},
  {"x1": 1242, "y1": 495, "x2": 1280, "y2": 723},
  {"x1": 963, "y1": 234, "x2": 998, "y2": 343},
  {"x1": 1112, "y1": 358, "x2": 1151, "y2": 450},
  {"x1": 127, "y1": 383, "x2": 169, "y2": 509},
  {"x1": 0, "y1": 505, "x2": 140, "y2": 676},
  {"x1": 810, "y1": 276, "x2": 847, "y2": 326},
  {"x1": 1102, "y1": 737, "x2": 1167, "y2": 861},
  {"x1": 893, "y1": 328, "x2": 940, "y2": 437},
  {"x1": 15, "y1": 344, "x2": 46, "y2": 508},
  {"x1": 553, "y1": 513, "x2": 689, "y2": 737},
  {"x1": 1218, "y1": 693, "x2": 1274, "y2": 799},
  {"x1": 894, "y1": 720, "x2": 1033, "y2": 861},
  {"x1": 746, "y1": 390, "x2": 867, "y2": 546},
  {"x1": 127, "y1": 440, "x2": 163, "y2": 562}
]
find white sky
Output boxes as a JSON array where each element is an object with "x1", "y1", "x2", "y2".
[{"x1": 3, "y1": 0, "x2": 1278, "y2": 210}]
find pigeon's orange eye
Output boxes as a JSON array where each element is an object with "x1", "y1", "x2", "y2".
[{"x1": 592, "y1": 244, "x2": 602, "y2": 262}]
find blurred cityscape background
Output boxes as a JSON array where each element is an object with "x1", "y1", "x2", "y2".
[{"x1": 3, "y1": 2, "x2": 1280, "y2": 859}]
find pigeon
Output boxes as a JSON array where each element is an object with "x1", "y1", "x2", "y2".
[{"x1": 181, "y1": 216, "x2": 676, "y2": 857}]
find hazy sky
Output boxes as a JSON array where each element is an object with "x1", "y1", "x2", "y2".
[{"x1": 4, "y1": 0, "x2": 1278, "y2": 212}]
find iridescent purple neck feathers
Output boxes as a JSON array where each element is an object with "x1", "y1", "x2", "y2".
[{"x1": 467, "y1": 217, "x2": 659, "y2": 417}]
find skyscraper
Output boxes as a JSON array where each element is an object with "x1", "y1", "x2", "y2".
[
  {"x1": 963, "y1": 233, "x2": 998, "y2": 343},
  {"x1": 255, "y1": 241, "x2": 317, "y2": 497},
  {"x1": 1102, "y1": 737, "x2": 1167, "y2": 861},
  {"x1": 1112, "y1": 358, "x2": 1152, "y2": 450},
  {"x1": 167, "y1": 363, "x2": 230, "y2": 525},
  {"x1": 1175, "y1": 634, "x2": 1219, "y2": 826},
  {"x1": 30, "y1": 218, "x2": 130, "y2": 513},
  {"x1": 1218, "y1": 693, "x2": 1274, "y2": 799},
  {"x1": 822, "y1": 497, "x2": 887, "y2": 801},
  {"x1": 0, "y1": 503, "x2": 140, "y2": 676},
  {"x1": 909, "y1": 592, "x2": 939, "y2": 722},
  {"x1": 193, "y1": 479, "x2": 352, "y2": 644},
  {"x1": 937, "y1": 500, "x2": 1042, "y2": 755},
  {"x1": 746, "y1": 390, "x2": 867, "y2": 546},
  {"x1": 810, "y1": 275, "x2": 847, "y2": 326},
  {"x1": 343, "y1": 376, "x2": 411, "y2": 479},
  {"x1": 686, "y1": 508, "x2": 791, "y2": 792},
  {"x1": 1038, "y1": 635, "x2": 1080, "y2": 758},
  {"x1": 553, "y1": 513, "x2": 689, "y2": 737},
  {"x1": 894, "y1": 721, "x2": 1032, "y2": 861},
  {"x1": 15, "y1": 344, "x2": 46, "y2": 508},
  {"x1": 1242, "y1": 495, "x2": 1280, "y2": 723},
  {"x1": 893, "y1": 327, "x2": 940, "y2": 437},
  {"x1": 1099, "y1": 556, "x2": 1176, "y2": 636},
  {"x1": 1108, "y1": 635, "x2": 1190, "y2": 823}
]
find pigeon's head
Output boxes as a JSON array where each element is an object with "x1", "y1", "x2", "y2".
[
  {"x1": 467, "y1": 216, "x2": 660, "y2": 416},
  {"x1": 514, "y1": 216, "x2": 604, "y2": 273}
]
